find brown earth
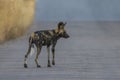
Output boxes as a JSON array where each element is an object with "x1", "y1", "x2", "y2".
[{"x1": 0, "y1": 0, "x2": 35, "y2": 43}]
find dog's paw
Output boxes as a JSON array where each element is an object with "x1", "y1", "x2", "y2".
[
  {"x1": 52, "y1": 61, "x2": 55, "y2": 65},
  {"x1": 47, "y1": 64, "x2": 51, "y2": 67},
  {"x1": 37, "y1": 65, "x2": 41, "y2": 68},
  {"x1": 24, "y1": 64, "x2": 28, "y2": 68}
]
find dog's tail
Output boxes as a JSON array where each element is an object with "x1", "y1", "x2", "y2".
[
  {"x1": 30, "y1": 44, "x2": 35, "y2": 57},
  {"x1": 29, "y1": 34, "x2": 35, "y2": 57}
]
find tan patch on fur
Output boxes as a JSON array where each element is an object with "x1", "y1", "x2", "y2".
[
  {"x1": 42, "y1": 32, "x2": 49, "y2": 38},
  {"x1": 55, "y1": 28, "x2": 59, "y2": 33},
  {"x1": 31, "y1": 32, "x2": 35, "y2": 38},
  {"x1": 35, "y1": 34, "x2": 39, "y2": 39},
  {"x1": 31, "y1": 32, "x2": 39, "y2": 40},
  {"x1": 59, "y1": 29, "x2": 64, "y2": 33},
  {"x1": 48, "y1": 31, "x2": 54, "y2": 36},
  {"x1": 55, "y1": 28, "x2": 64, "y2": 34}
]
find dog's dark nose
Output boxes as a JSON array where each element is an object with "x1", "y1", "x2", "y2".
[
  {"x1": 67, "y1": 35, "x2": 70, "y2": 38},
  {"x1": 65, "y1": 34, "x2": 70, "y2": 38}
]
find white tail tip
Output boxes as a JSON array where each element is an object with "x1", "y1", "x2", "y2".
[{"x1": 30, "y1": 47, "x2": 35, "y2": 57}]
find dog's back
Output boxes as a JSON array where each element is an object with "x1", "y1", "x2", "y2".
[{"x1": 30, "y1": 29, "x2": 57, "y2": 46}]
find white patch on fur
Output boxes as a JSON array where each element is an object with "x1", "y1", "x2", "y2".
[{"x1": 30, "y1": 47, "x2": 35, "y2": 57}]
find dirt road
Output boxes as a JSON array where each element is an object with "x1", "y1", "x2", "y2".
[{"x1": 0, "y1": 21, "x2": 120, "y2": 80}]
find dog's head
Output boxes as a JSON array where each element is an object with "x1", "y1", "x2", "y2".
[{"x1": 56, "y1": 22, "x2": 70, "y2": 39}]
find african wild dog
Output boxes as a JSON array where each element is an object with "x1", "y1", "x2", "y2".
[{"x1": 24, "y1": 22, "x2": 70, "y2": 68}]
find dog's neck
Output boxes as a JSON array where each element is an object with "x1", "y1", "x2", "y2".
[
  {"x1": 53, "y1": 28, "x2": 61, "y2": 40},
  {"x1": 54, "y1": 27, "x2": 59, "y2": 33}
]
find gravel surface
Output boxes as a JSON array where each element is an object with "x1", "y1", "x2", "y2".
[{"x1": 0, "y1": 21, "x2": 120, "y2": 80}]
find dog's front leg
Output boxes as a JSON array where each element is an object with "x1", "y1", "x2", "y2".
[
  {"x1": 52, "y1": 42, "x2": 56, "y2": 65},
  {"x1": 47, "y1": 45, "x2": 51, "y2": 67},
  {"x1": 52, "y1": 47, "x2": 55, "y2": 65}
]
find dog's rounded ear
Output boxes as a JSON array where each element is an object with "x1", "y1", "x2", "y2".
[
  {"x1": 58, "y1": 22, "x2": 64, "y2": 29},
  {"x1": 64, "y1": 22, "x2": 67, "y2": 26}
]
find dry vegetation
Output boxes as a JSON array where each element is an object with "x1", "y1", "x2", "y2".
[{"x1": 0, "y1": 0, "x2": 35, "y2": 43}]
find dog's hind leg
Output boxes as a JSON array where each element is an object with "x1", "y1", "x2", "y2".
[
  {"x1": 24, "y1": 44, "x2": 33, "y2": 68},
  {"x1": 35, "y1": 45, "x2": 42, "y2": 68},
  {"x1": 51, "y1": 42, "x2": 56, "y2": 65},
  {"x1": 24, "y1": 36, "x2": 34, "y2": 68}
]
